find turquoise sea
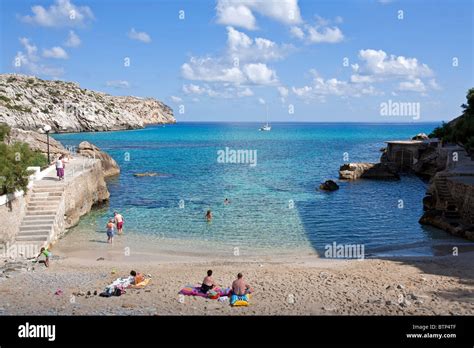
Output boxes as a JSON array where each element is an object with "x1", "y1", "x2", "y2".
[{"x1": 54, "y1": 123, "x2": 470, "y2": 257}]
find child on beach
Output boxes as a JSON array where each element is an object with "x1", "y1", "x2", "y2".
[
  {"x1": 36, "y1": 247, "x2": 51, "y2": 267},
  {"x1": 106, "y1": 219, "x2": 115, "y2": 243}
]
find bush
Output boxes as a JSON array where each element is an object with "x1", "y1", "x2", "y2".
[
  {"x1": 0, "y1": 123, "x2": 10, "y2": 141},
  {"x1": 0, "y1": 125, "x2": 47, "y2": 195}
]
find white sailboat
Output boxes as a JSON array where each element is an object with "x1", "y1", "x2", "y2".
[{"x1": 259, "y1": 105, "x2": 271, "y2": 131}]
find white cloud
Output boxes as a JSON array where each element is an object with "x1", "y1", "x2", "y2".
[
  {"x1": 183, "y1": 83, "x2": 254, "y2": 99},
  {"x1": 397, "y1": 78, "x2": 426, "y2": 92},
  {"x1": 216, "y1": 3, "x2": 256, "y2": 30},
  {"x1": 106, "y1": 80, "x2": 130, "y2": 89},
  {"x1": 258, "y1": 97, "x2": 266, "y2": 104},
  {"x1": 357, "y1": 49, "x2": 433, "y2": 78},
  {"x1": 181, "y1": 57, "x2": 246, "y2": 84},
  {"x1": 13, "y1": 37, "x2": 64, "y2": 77},
  {"x1": 291, "y1": 16, "x2": 344, "y2": 44},
  {"x1": 243, "y1": 63, "x2": 278, "y2": 85},
  {"x1": 21, "y1": 0, "x2": 94, "y2": 27},
  {"x1": 277, "y1": 86, "x2": 289, "y2": 97},
  {"x1": 128, "y1": 28, "x2": 151, "y2": 43},
  {"x1": 43, "y1": 46, "x2": 68, "y2": 59},
  {"x1": 227, "y1": 26, "x2": 291, "y2": 62},
  {"x1": 65, "y1": 30, "x2": 81, "y2": 47},
  {"x1": 170, "y1": 96, "x2": 183, "y2": 103},
  {"x1": 290, "y1": 26, "x2": 305, "y2": 39},
  {"x1": 216, "y1": 0, "x2": 302, "y2": 30},
  {"x1": 292, "y1": 70, "x2": 380, "y2": 101}
]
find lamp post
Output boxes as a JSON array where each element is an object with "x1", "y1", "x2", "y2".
[{"x1": 43, "y1": 125, "x2": 52, "y2": 163}]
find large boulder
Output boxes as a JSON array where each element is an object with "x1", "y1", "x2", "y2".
[
  {"x1": 319, "y1": 180, "x2": 339, "y2": 191},
  {"x1": 77, "y1": 141, "x2": 120, "y2": 177}
]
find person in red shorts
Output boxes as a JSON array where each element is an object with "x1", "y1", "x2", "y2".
[{"x1": 113, "y1": 211, "x2": 124, "y2": 234}]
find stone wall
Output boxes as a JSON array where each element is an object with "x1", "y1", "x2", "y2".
[
  {"x1": 446, "y1": 176, "x2": 474, "y2": 225},
  {"x1": 62, "y1": 158, "x2": 110, "y2": 231},
  {"x1": 0, "y1": 194, "x2": 26, "y2": 245}
]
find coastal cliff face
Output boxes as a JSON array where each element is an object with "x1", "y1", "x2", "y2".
[{"x1": 0, "y1": 74, "x2": 175, "y2": 133}]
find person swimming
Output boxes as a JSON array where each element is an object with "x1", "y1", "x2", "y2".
[
  {"x1": 205, "y1": 210, "x2": 212, "y2": 222},
  {"x1": 224, "y1": 198, "x2": 230, "y2": 205}
]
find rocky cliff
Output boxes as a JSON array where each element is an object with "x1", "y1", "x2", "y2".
[{"x1": 0, "y1": 74, "x2": 175, "y2": 133}]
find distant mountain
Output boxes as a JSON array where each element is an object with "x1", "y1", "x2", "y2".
[{"x1": 0, "y1": 74, "x2": 175, "y2": 133}]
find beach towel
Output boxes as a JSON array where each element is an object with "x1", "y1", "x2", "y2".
[
  {"x1": 130, "y1": 277, "x2": 151, "y2": 289},
  {"x1": 179, "y1": 284, "x2": 231, "y2": 299}
]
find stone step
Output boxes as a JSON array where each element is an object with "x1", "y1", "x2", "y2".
[
  {"x1": 17, "y1": 230, "x2": 51, "y2": 236},
  {"x1": 20, "y1": 218, "x2": 54, "y2": 227},
  {"x1": 29, "y1": 198, "x2": 61, "y2": 203},
  {"x1": 26, "y1": 205, "x2": 59, "y2": 211},
  {"x1": 16, "y1": 235, "x2": 48, "y2": 242},
  {"x1": 27, "y1": 201, "x2": 60, "y2": 206},
  {"x1": 32, "y1": 187, "x2": 64, "y2": 192},
  {"x1": 19, "y1": 225, "x2": 52, "y2": 231},
  {"x1": 25, "y1": 210, "x2": 57, "y2": 216}
]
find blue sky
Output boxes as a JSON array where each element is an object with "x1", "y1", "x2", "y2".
[{"x1": 0, "y1": 0, "x2": 473, "y2": 122}]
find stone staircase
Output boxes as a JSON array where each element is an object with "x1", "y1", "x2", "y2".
[
  {"x1": 15, "y1": 182, "x2": 65, "y2": 248},
  {"x1": 434, "y1": 175, "x2": 461, "y2": 220}
]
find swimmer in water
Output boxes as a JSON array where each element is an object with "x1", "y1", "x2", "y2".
[{"x1": 205, "y1": 210, "x2": 212, "y2": 222}]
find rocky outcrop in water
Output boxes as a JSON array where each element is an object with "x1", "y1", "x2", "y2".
[
  {"x1": 319, "y1": 180, "x2": 339, "y2": 191},
  {"x1": 339, "y1": 163, "x2": 400, "y2": 180},
  {"x1": 77, "y1": 141, "x2": 120, "y2": 178},
  {"x1": 0, "y1": 74, "x2": 175, "y2": 133}
]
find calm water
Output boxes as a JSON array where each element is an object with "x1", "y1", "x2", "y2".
[{"x1": 54, "y1": 122, "x2": 468, "y2": 257}]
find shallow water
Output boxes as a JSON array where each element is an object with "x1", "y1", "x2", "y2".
[{"x1": 54, "y1": 122, "x2": 471, "y2": 257}]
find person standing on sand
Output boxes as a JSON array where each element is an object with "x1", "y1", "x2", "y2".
[
  {"x1": 200, "y1": 269, "x2": 217, "y2": 293},
  {"x1": 114, "y1": 211, "x2": 124, "y2": 234},
  {"x1": 205, "y1": 210, "x2": 212, "y2": 222},
  {"x1": 55, "y1": 155, "x2": 64, "y2": 181},
  {"x1": 106, "y1": 219, "x2": 115, "y2": 244}
]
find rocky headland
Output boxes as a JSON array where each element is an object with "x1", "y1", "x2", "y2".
[{"x1": 0, "y1": 74, "x2": 175, "y2": 133}]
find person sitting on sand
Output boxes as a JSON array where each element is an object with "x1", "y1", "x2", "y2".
[
  {"x1": 200, "y1": 269, "x2": 217, "y2": 293},
  {"x1": 231, "y1": 273, "x2": 253, "y2": 296},
  {"x1": 114, "y1": 211, "x2": 124, "y2": 235},
  {"x1": 130, "y1": 270, "x2": 145, "y2": 285},
  {"x1": 36, "y1": 247, "x2": 51, "y2": 267},
  {"x1": 205, "y1": 210, "x2": 212, "y2": 222},
  {"x1": 106, "y1": 219, "x2": 115, "y2": 244}
]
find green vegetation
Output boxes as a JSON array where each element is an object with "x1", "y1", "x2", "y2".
[
  {"x1": 0, "y1": 95, "x2": 11, "y2": 103},
  {"x1": 430, "y1": 88, "x2": 474, "y2": 153},
  {"x1": 0, "y1": 123, "x2": 47, "y2": 195},
  {"x1": 6, "y1": 76, "x2": 17, "y2": 83}
]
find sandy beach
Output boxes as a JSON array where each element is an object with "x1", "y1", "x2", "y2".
[{"x1": 0, "y1": 240, "x2": 473, "y2": 316}]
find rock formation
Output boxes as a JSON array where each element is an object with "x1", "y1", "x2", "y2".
[
  {"x1": 319, "y1": 180, "x2": 339, "y2": 191},
  {"x1": 5, "y1": 127, "x2": 67, "y2": 157},
  {"x1": 0, "y1": 74, "x2": 175, "y2": 133},
  {"x1": 339, "y1": 163, "x2": 400, "y2": 180},
  {"x1": 77, "y1": 141, "x2": 120, "y2": 177}
]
